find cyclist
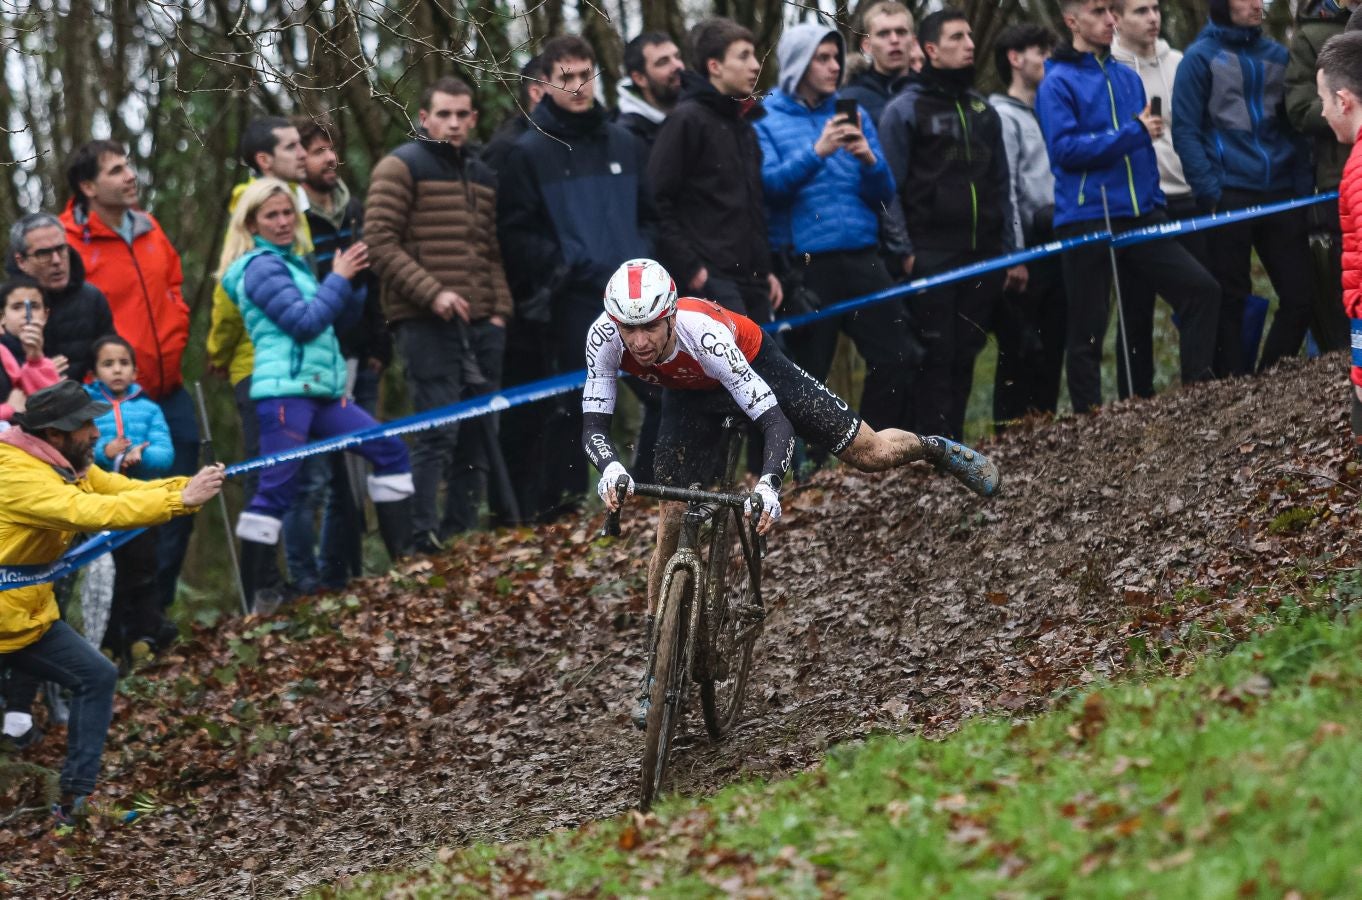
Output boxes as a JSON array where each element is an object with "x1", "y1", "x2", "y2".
[{"x1": 582, "y1": 259, "x2": 1000, "y2": 654}]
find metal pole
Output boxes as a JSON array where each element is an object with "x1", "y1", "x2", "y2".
[
  {"x1": 193, "y1": 381, "x2": 249, "y2": 616},
  {"x1": 1100, "y1": 186, "x2": 1136, "y2": 401}
]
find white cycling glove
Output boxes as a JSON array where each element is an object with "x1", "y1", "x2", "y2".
[
  {"x1": 597, "y1": 461, "x2": 635, "y2": 507},
  {"x1": 745, "y1": 475, "x2": 782, "y2": 524}
]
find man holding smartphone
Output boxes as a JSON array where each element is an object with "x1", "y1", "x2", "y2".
[
  {"x1": 880, "y1": 9, "x2": 1016, "y2": 440},
  {"x1": 755, "y1": 23, "x2": 919, "y2": 434}
]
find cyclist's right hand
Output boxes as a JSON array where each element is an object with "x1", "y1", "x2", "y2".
[{"x1": 597, "y1": 461, "x2": 634, "y2": 511}]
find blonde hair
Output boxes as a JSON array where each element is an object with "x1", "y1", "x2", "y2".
[{"x1": 215, "y1": 178, "x2": 307, "y2": 280}]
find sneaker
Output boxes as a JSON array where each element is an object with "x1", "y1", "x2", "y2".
[
  {"x1": 412, "y1": 530, "x2": 445, "y2": 556},
  {"x1": 51, "y1": 795, "x2": 90, "y2": 828},
  {"x1": 0, "y1": 724, "x2": 43, "y2": 753},
  {"x1": 921, "y1": 436, "x2": 1001, "y2": 498}
]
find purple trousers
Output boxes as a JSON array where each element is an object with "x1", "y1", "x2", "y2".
[{"x1": 248, "y1": 396, "x2": 409, "y2": 519}]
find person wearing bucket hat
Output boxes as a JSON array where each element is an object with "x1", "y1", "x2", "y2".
[{"x1": 0, "y1": 380, "x2": 225, "y2": 826}]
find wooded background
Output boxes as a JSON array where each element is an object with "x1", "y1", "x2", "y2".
[{"x1": 0, "y1": 0, "x2": 1293, "y2": 610}]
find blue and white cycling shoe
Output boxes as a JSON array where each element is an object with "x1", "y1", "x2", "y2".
[{"x1": 921, "y1": 436, "x2": 1001, "y2": 498}]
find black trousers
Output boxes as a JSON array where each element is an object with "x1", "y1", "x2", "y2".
[
  {"x1": 1310, "y1": 201, "x2": 1350, "y2": 354},
  {"x1": 787, "y1": 248, "x2": 916, "y2": 432},
  {"x1": 1113, "y1": 194, "x2": 1207, "y2": 400},
  {"x1": 1206, "y1": 188, "x2": 1314, "y2": 375},
  {"x1": 1057, "y1": 209, "x2": 1219, "y2": 414},
  {"x1": 994, "y1": 251, "x2": 1066, "y2": 429},
  {"x1": 909, "y1": 249, "x2": 1003, "y2": 440}
]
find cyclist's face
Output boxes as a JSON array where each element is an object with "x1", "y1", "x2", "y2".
[{"x1": 618, "y1": 317, "x2": 673, "y2": 365}]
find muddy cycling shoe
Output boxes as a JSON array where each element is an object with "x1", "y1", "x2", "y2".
[{"x1": 920, "y1": 435, "x2": 1001, "y2": 498}]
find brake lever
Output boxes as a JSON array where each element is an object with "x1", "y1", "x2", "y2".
[{"x1": 598, "y1": 474, "x2": 630, "y2": 538}]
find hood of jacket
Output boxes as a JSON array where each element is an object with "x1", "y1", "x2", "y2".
[
  {"x1": 677, "y1": 70, "x2": 766, "y2": 122},
  {"x1": 777, "y1": 23, "x2": 845, "y2": 97},
  {"x1": 1111, "y1": 36, "x2": 1174, "y2": 66},
  {"x1": 616, "y1": 80, "x2": 669, "y2": 125},
  {"x1": 1197, "y1": 18, "x2": 1265, "y2": 47},
  {"x1": 532, "y1": 94, "x2": 611, "y2": 139}
]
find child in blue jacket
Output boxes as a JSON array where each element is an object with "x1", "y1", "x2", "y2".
[{"x1": 85, "y1": 335, "x2": 178, "y2": 663}]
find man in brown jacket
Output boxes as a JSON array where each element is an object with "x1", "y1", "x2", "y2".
[{"x1": 365, "y1": 76, "x2": 513, "y2": 552}]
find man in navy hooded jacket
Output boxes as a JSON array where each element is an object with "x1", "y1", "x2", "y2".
[
  {"x1": 1172, "y1": 0, "x2": 1314, "y2": 376},
  {"x1": 1037, "y1": 0, "x2": 1219, "y2": 414}
]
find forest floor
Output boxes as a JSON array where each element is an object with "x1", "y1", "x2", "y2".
[{"x1": 2, "y1": 353, "x2": 1359, "y2": 898}]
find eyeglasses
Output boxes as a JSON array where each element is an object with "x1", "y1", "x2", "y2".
[{"x1": 23, "y1": 244, "x2": 68, "y2": 262}]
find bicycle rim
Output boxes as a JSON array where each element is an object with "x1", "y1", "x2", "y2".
[
  {"x1": 640, "y1": 569, "x2": 692, "y2": 810},
  {"x1": 699, "y1": 508, "x2": 761, "y2": 741}
]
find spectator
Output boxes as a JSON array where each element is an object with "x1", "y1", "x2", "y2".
[
  {"x1": 1173, "y1": 0, "x2": 1315, "y2": 376},
  {"x1": 1315, "y1": 30, "x2": 1362, "y2": 453},
  {"x1": 881, "y1": 9, "x2": 1015, "y2": 441},
  {"x1": 1112, "y1": 0, "x2": 1207, "y2": 399},
  {"x1": 1286, "y1": 0, "x2": 1355, "y2": 355},
  {"x1": 85, "y1": 335, "x2": 177, "y2": 663},
  {"x1": 482, "y1": 56, "x2": 548, "y2": 174},
  {"x1": 1037, "y1": 0, "x2": 1218, "y2": 413},
  {"x1": 498, "y1": 35, "x2": 657, "y2": 516},
  {"x1": 989, "y1": 23, "x2": 1067, "y2": 430},
  {"x1": 0, "y1": 380, "x2": 224, "y2": 825},
  {"x1": 6, "y1": 213, "x2": 113, "y2": 385},
  {"x1": 755, "y1": 23, "x2": 918, "y2": 433},
  {"x1": 219, "y1": 179, "x2": 414, "y2": 610},
  {"x1": 59, "y1": 140, "x2": 198, "y2": 611},
  {"x1": 288, "y1": 115, "x2": 391, "y2": 592},
  {"x1": 651, "y1": 18, "x2": 781, "y2": 324},
  {"x1": 0, "y1": 278, "x2": 63, "y2": 425},
  {"x1": 365, "y1": 76, "x2": 512, "y2": 551},
  {"x1": 842, "y1": 1, "x2": 917, "y2": 125},
  {"x1": 616, "y1": 32, "x2": 685, "y2": 150}
]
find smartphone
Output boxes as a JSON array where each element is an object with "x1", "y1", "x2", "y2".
[
  {"x1": 23, "y1": 299, "x2": 32, "y2": 324},
  {"x1": 834, "y1": 98, "x2": 859, "y2": 125},
  {"x1": 1150, "y1": 96, "x2": 1162, "y2": 117}
]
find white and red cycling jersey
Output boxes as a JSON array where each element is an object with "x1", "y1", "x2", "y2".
[{"x1": 582, "y1": 298, "x2": 775, "y2": 419}]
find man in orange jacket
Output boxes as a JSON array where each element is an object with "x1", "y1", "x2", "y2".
[{"x1": 59, "y1": 140, "x2": 197, "y2": 612}]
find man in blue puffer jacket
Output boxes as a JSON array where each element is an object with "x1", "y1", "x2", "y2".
[
  {"x1": 1173, "y1": 0, "x2": 1315, "y2": 376},
  {"x1": 755, "y1": 23, "x2": 919, "y2": 432},
  {"x1": 1037, "y1": 0, "x2": 1219, "y2": 414}
]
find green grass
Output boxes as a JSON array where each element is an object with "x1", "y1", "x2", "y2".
[{"x1": 323, "y1": 591, "x2": 1362, "y2": 898}]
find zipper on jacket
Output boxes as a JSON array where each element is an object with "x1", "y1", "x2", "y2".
[
  {"x1": 1244, "y1": 50, "x2": 1272, "y2": 184},
  {"x1": 1099, "y1": 56, "x2": 1141, "y2": 217},
  {"x1": 955, "y1": 100, "x2": 978, "y2": 250},
  {"x1": 120, "y1": 241, "x2": 167, "y2": 396}
]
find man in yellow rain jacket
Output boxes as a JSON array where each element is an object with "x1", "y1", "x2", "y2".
[{"x1": 0, "y1": 381, "x2": 224, "y2": 825}]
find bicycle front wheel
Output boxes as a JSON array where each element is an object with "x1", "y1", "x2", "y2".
[
  {"x1": 699, "y1": 509, "x2": 762, "y2": 741},
  {"x1": 640, "y1": 568, "x2": 692, "y2": 810}
]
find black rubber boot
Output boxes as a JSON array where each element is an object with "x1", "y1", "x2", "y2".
[
  {"x1": 373, "y1": 498, "x2": 414, "y2": 563},
  {"x1": 238, "y1": 540, "x2": 286, "y2": 615}
]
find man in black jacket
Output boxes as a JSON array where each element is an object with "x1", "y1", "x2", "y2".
[
  {"x1": 841, "y1": 0, "x2": 921, "y2": 125},
  {"x1": 7, "y1": 213, "x2": 114, "y2": 385},
  {"x1": 881, "y1": 9, "x2": 1018, "y2": 440},
  {"x1": 616, "y1": 32, "x2": 685, "y2": 151},
  {"x1": 482, "y1": 56, "x2": 547, "y2": 175},
  {"x1": 498, "y1": 34, "x2": 658, "y2": 515},
  {"x1": 650, "y1": 17, "x2": 782, "y2": 324}
]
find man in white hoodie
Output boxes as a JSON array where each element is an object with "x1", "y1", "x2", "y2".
[
  {"x1": 616, "y1": 32, "x2": 685, "y2": 151},
  {"x1": 1111, "y1": 0, "x2": 1208, "y2": 400}
]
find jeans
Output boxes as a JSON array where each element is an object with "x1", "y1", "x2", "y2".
[
  {"x1": 2, "y1": 621, "x2": 117, "y2": 796},
  {"x1": 442, "y1": 319, "x2": 507, "y2": 537},
  {"x1": 788, "y1": 248, "x2": 918, "y2": 432},
  {"x1": 154, "y1": 387, "x2": 200, "y2": 609},
  {"x1": 1057, "y1": 209, "x2": 1219, "y2": 414},
  {"x1": 909, "y1": 249, "x2": 1003, "y2": 440},
  {"x1": 249, "y1": 396, "x2": 409, "y2": 519},
  {"x1": 395, "y1": 320, "x2": 467, "y2": 536},
  {"x1": 1206, "y1": 188, "x2": 1314, "y2": 375}
]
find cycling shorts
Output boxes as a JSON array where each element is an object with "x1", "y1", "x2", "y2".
[{"x1": 653, "y1": 337, "x2": 862, "y2": 488}]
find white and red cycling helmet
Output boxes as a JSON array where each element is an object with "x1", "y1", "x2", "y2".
[{"x1": 604, "y1": 258, "x2": 678, "y2": 325}]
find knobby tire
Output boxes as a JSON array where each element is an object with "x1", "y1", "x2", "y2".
[{"x1": 639, "y1": 568, "x2": 692, "y2": 810}]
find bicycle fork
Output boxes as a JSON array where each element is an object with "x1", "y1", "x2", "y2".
[{"x1": 638, "y1": 512, "x2": 706, "y2": 714}]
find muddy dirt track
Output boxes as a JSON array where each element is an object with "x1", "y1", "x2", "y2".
[{"x1": 4, "y1": 354, "x2": 1358, "y2": 897}]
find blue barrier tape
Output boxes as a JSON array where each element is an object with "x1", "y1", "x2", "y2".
[{"x1": 0, "y1": 190, "x2": 1338, "y2": 590}]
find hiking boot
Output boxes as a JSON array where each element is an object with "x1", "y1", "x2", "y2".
[
  {"x1": 920, "y1": 436, "x2": 1001, "y2": 498},
  {"x1": 51, "y1": 795, "x2": 90, "y2": 828},
  {"x1": 0, "y1": 724, "x2": 43, "y2": 753}
]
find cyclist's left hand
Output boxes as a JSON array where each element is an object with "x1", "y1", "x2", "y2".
[{"x1": 745, "y1": 475, "x2": 782, "y2": 535}]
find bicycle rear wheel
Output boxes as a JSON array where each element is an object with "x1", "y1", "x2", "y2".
[
  {"x1": 699, "y1": 508, "x2": 762, "y2": 741},
  {"x1": 640, "y1": 568, "x2": 692, "y2": 810}
]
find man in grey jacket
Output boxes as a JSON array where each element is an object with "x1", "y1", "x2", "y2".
[{"x1": 989, "y1": 23, "x2": 1066, "y2": 430}]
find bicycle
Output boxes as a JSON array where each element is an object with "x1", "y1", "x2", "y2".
[{"x1": 601, "y1": 417, "x2": 766, "y2": 810}]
